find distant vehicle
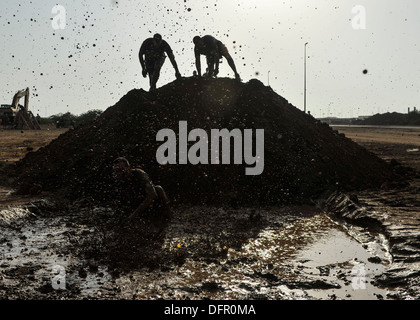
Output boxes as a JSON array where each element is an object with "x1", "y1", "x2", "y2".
[
  {"x1": 0, "y1": 104, "x2": 18, "y2": 126},
  {"x1": 0, "y1": 88, "x2": 40, "y2": 130}
]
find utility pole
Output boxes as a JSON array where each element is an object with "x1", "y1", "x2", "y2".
[
  {"x1": 268, "y1": 70, "x2": 270, "y2": 86},
  {"x1": 304, "y1": 42, "x2": 308, "y2": 113}
]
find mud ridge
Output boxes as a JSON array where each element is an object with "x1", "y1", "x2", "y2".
[
  {"x1": 318, "y1": 191, "x2": 388, "y2": 236},
  {"x1": 318, "y1": 190, "x2": 420, "y2": 299}
]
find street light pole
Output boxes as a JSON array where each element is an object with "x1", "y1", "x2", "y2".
[{"x1": 304, "y1": 42, "x2": 308, "y2": 113}]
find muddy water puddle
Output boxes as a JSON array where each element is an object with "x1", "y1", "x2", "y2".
[
  {"x1": 0, "y1": 203, "x2": 396, "y2": 300},
  {"x1": 294, "y1": 227, "x2": 390, "y2": 299},
  {"x1": 134, "y1": 211, "x2": 393, "y2": 300}
]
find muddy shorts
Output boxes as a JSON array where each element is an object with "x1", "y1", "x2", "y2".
[{"x1": 145, "y1": 54, "x2": 166, "y2": 74}]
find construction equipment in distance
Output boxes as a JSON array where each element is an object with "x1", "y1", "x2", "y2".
[{"x1": 0, "y1": 87, "x2": 41, "y2": 130}]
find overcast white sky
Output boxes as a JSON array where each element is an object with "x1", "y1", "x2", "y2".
[{"x1": 1, "y1": 0, "x2": 419, "y2": 118}]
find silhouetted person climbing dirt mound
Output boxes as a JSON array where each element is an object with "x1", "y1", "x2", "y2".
[
  {"x1": 139, "y1": 33, "x2": 182, "y2": 91},
  {"x1": 193, "y1": 35, "x2": 240, "y2": 81}
]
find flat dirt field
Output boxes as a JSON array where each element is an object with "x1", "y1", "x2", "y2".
[
  {"x1": 0, "y1": 126, "x2": 68, "y2": 206},
  {"x1": 0, "y1": 125, "x2": 68, "y2": 164},
  {"x1": 333, "y1": 125, "x2": 420, "y2": 171},
  {"x1": 0, "y1": 125, "x2": 419, "y2": 300},
  {"x1": 333, "y1": 125, "x2": 420, "y2": 299},
  {"x1": 334, "y1": 125, "x2": 420, "y2": 146}
]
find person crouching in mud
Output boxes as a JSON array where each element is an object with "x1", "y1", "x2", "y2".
[{"x1": 112, "y1": 157, "x2": 172, "y2": 224}]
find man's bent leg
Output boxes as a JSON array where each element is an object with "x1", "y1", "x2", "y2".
[
  {"x1": 155, "y1": 185, "x2": 169, "y2": 204},
  {"x1": 155, "y1": 185, "x2": 172, "y2": 219},
  {"x1": 206, "y1": 56, "x2": 215, "y2": 77},
  {"x1": 146, "y1": 59, "x2": 156, "y2": 90},
  {"x1": 150, "y1": 56, "x2": 166, "y2": 90},
  {"x1": 221, "y1": 45, "x2": 240, "y2": 80},
  {"x1": 130, "y1": 185, "x2": 158, "y2": 219}
]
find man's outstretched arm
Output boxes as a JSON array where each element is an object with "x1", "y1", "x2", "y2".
[
  {"x1": 166, "y1": 49, "x2": 181, "y2": 78},
  {"x1": 138, "y1": 42, "x2": 147, "y2": 77},
  {"x1": 195, "y1": 50, "x2": 201, "y2": 77},
  {"x1": 139, "y1": 46, "x2": 145, "y2": 69}
]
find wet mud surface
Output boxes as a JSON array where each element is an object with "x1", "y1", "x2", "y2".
[
  {"x1": 331, "y1": 126, "x2": 420, "y2": 299},
  {"x1": 1, "y1": 126, "x2": 419, "y2": 300},
  {"x1": 0, "y1": 199, "x2": 401, "y2": 300}
]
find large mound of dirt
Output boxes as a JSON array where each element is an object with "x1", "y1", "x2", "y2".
[{"x1": 14, "y1": 77, "x2": 400, "y2": 206}]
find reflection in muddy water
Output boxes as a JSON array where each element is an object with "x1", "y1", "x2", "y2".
[
  {"x1": 295, "y1": 225, "x2": 391, "y2": 300},
  {"x1": 120, "y1": 210, "x2": 395, "y2": 300},
  {"x1": 0, "y1": 203, "x2": 399, "y2": 300},
  {"x1": 298, "y1": 228, "x2": 371, "y2": 267}
]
